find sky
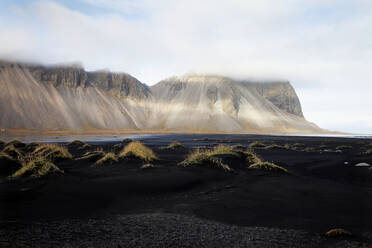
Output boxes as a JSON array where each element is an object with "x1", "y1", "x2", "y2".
[{"x1": 0, "y1": 0, "x2": 371, "y2": 134}]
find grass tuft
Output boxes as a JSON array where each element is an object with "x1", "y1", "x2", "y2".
[
  {"x1": 162, "y1": 141, "x2": 184, "y2": 150},
  {"x1": 6, "y1": 140, "x2": 26, "y2": 148},
  {"x1": 232, "y1": 144, "x2": 246, "y2": 151},
  {"x1": 122, "y1": 138, "x2": 133, "y2": 143},
  {"x1": 68, "y1": 140, "x2": 86, "y2": 147},
  {"x1": 336, "y1": 145, "x2": 353, "y2": 150},
  {"x1": 179, "y1": 145, "x2": 237, "y2": 171},
  {"x1": 33, "y1": 144, "x2": 72, "y2": 162},
  {"x1": 248, "y1": 161, "x2": 288, "y2": 173},
  {"x1": 11, "y1": 156, "x2": 63, "y2": 179},
  {"x1": 325, "y1": 228, "x2": 353, "y2": 238},
  {"x1": 304, "y1": 147, "x2": 316, "y2": 152},
  {"x1": 141, "y1": 163, "x2": 155, "y2": 169},
  {"x1": 245, "y1": 150, "x2": 262, "y2": 165},
  {"x1": 119, "y1": 141, "x2": 157, "y2": 162},
  {"x1": 2, "y1": 144, "x2": 23, "y2": 159},
  {"x1": 95, "y1": 152, "x2": 118, "y2": 165},
  {"x1": 249, "y1": 141, "x2": 266, "y2": 148},
  {"x1": 77, "y1": 149, "x2": 105, "y2": 162},
  {"x1": 265, "y1": 144, "x2": 291, "y2": 150}
]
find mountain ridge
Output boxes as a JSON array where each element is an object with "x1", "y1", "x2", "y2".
[{"x1": 0, "y1": 60, "x2": 321, "y2": 133}]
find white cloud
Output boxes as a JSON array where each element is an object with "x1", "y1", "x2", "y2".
[{"x1": 0, "y1": 0, "x2": 371, "y2": 133}]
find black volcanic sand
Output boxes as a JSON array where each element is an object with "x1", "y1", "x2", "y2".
[{"x1": 1, "y1": 134, "x2": 372, "y2": 247}]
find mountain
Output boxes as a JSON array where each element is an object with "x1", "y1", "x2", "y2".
[
  {"x1": 0, "y1": 61, "x2": 149, "y2": 130},
  {"x1": 0, "y1": 60, "x2": 321, "y2": 133},
  {"x1": 149, "y1": 75, "x2": 319, "y2": 132}
]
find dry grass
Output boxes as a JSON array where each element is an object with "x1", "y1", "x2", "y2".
[
  {"x1": 180, "y1": 149, "x2": 231, "y2": 171},
  {"x1": 78, "y1": 143, "x2": 91, "y2": 150},
  {"x1": 95, "y1": 152, "x2": 118, "y2": 165},
  {"x1": 0, "y1": 151, "x2": 13, "y2": 161},
  {"x1": 119, "y1": 141, "x2": 157, "y2": 162},
  {"x1": 2, "y1": 144, "x2": 23, "y2": 159},
  {"x1": 33, "y1": 144, "x2": 72, "y2": 162},
  {"x1": 141, "y1": 163, "x2": 155, "y2": 169},
  {"x1": 325, "y1": 228, "x2": 353, "y2": 238},
  {"x1": 122, "y1": 138, "x2": 133, "y2": 143},
  {"x1": 68, "y1": 140, "x2": 86, "y2": 147},
  {"x1": 179, "y1": 145, "x2": 237, "y2": 171},
  {"x1": 245, "y1": 150, "x2": 262, "y2": 165},
  {"x1": 249, "y1": 141, "x2": 266, "y2": 148},
  {"x1": 336, "y1": 145, "x2": 353, "y2": 150},
  {"x1": 210, "y1": 145, "x2": 238, "y2": 156},
  {"x1": 304, "y1": 147, "x2": 316, "y2": 152},
  {"x1": 12, "y1": 155, "x2": 63, "y2": 178},
  {"x1": 162, "y1": 141, "x2": 184, "y2": 150},
  {"x1": 232, "y1": 144, "x2": 246, "y2": 151},
  {"x1": 248, "y1": 161, "x2": 288, "y2": 173},
  {"x1": 265, "y1": 144, "x2": 291, "y2": 150},
  {"x1": 77, "y1": 149, "x2": 105, "y2": 162},
  {"x1": 6, "y1": 140, "x2": 26, "y2": 148}
]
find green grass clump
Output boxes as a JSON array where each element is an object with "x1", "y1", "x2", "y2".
[
  {"x1": 162, "y1": 141, "x2": 184, "y2": 150},
  {"x1": 33, "y1": 144, "x2": 72, "y2": 162},
  {"x1": 336, "y1": 145, "x2": 353, "y2": 150},
  {"x1": 2, "y1": 144, "x2": 23, "y2": 159},
  {"x1": 249, "y1": 141, "x2": 266, "y2": 148},
  {"x1": 248, "y1": 161, "x2": 288, "y2": 173},
  {"x1": 12, "y1": 157, "x2": 63, "y2": 178},
  {"x1": 95, "y1": 152, "x2": 118, "y2": 165},
  {"x1": 119, "y1": 141, "x2": 157, "y2": 162}
]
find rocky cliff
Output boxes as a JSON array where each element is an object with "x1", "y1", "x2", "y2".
[
  {"x1": 251, "y1": 81, "x2": 303, "y2": 117},
  {"x1": 149, "y1": 75, "x2": 319, "y2": 132},
  {"x1": 0, "y1": 61, "x2": 321, "y2": 133}
]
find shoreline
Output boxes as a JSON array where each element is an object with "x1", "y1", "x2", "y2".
[{"x1": 0, "y1": 128, "x2": 350, "y2": 136}]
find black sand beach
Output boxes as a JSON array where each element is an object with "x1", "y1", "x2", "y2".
[{"x1": 1, "y1": 134, "x2": 372, "y2": 247}]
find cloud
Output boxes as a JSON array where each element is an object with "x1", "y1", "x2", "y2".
[{"x1": 0, "y1": 0, "x2": 371, "y2": 133}]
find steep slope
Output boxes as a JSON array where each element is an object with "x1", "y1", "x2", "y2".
[
  {"x1": 149, "y1": 75, "x2": 320, "y2": 132},
  {"x1": 251, "y1": 81, "x2": 304, "y2": 117},
  {"x1": 0, "y1": 61, "x2": 321, "y2": 133},
  {"x1": 0, "y1": 61, "x2": 149, "y2": 130}
]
